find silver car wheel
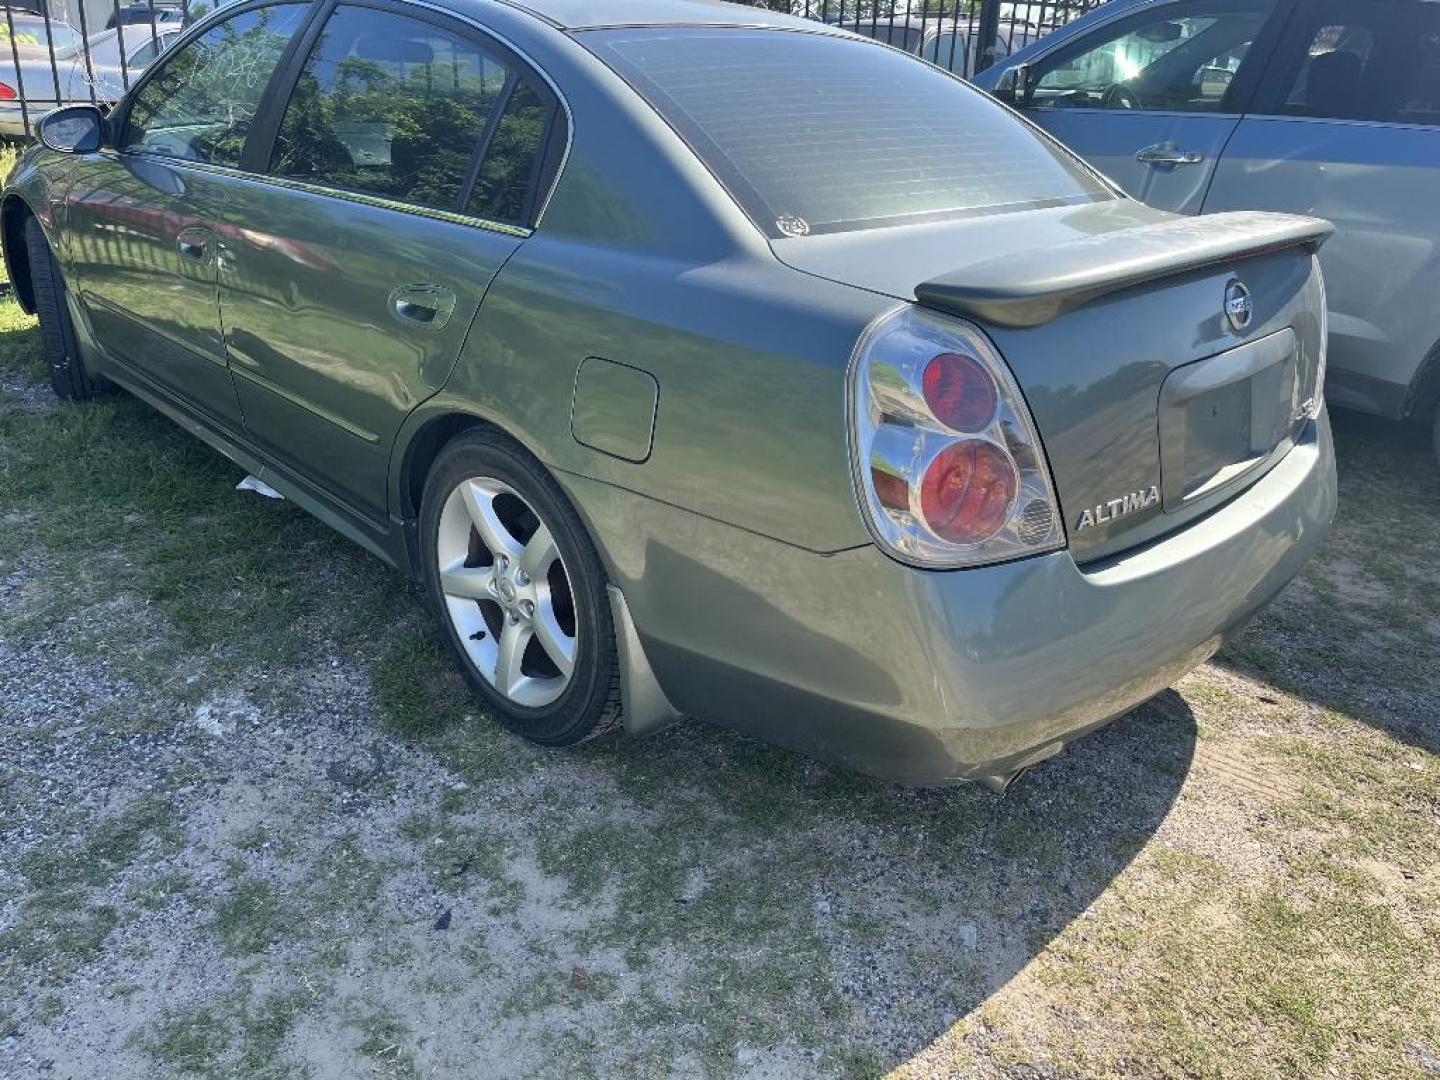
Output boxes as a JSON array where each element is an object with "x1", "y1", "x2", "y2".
[{"x1": 435, "y1": 475, "x2": 577, "y2": 708}]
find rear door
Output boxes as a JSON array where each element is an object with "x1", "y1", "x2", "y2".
[
  {"x1": 216, "y1": 0, "x2": 562, "y2": 528},
  {"x1": 1203, "y1": 0, "x2": 1440, "y2": 414},
  {"x1": 1015, "y1": 0, "x2": 1290, "y2": 213}
]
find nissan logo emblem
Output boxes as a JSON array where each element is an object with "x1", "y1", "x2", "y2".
[{"x1": 1224, "y1": 279, "x2": 1253, "y2": 332}]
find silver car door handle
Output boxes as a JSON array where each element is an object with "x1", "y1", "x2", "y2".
[
  {"x1": 1136, "y1": 143, "x2": 1204, "y2": 167},
  {"x1": 390, "y1": 284, "x2": 457, "y2": 331},
  {"x1": 176, "y1": 235, "x2": 208, "y2": 261}
]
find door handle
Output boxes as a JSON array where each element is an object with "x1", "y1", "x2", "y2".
[
  {"x1": 176, "y1": 230, "x2": 210, "y2": 262},
  {"x1": 1136, "y1": 142, "x2": 1204, "y2": 167},
  {"x1": 389, "y1": 284, "x2": 457, "y2": 331}
]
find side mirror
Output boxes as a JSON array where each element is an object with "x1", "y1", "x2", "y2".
[
  {"x1": 996, "y1": 63, "x2": 1030, "y2": 104},
  {"x1": 38, "y1": 106, "x2": 105, "y2": 154}
]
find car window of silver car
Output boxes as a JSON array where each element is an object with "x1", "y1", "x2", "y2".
[
  {"x1": 119, "y1": 3, "x2": 309, "y2": 166},
  {"x1": 266, "y1": 3, "x2": 549, "y2": 222},
  {"x1": 1, "y1": 14, "x2": 83, "y2": 57},
  {"x1": 1269, "y1": 0, "x2": 1440, "y2": 125},
  {"x1": 1028, "y1": 0, "x2": 1275, "y2": 112}
]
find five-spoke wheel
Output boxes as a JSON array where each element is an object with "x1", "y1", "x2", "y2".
[
  {"x1": 436, "y1": 476, "x2": 577, "y2": 708},
  {"x1": 421, "y1": 432, "x2": 619, "y2": 744}
]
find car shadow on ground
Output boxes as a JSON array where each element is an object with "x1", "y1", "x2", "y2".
[
  {"x1": 590, "y1": 687, "x2": 1197, "y2": 1065},
  {"x1": 1212, "y1": 408, "x2": 1440, "y2": 757}
]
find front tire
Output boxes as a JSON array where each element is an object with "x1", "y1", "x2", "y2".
[
  {"x1": 23, "y1": 216, "x2": 106, "y2": 400},
  {"x1": 420, "y1": 431, "x2": 620, "y2": 745}
]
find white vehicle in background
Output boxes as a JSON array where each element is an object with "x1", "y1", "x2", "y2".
[
  {"x1": 829, "y1": 14, "x2": 1040, "y2": 76},
  {"x1": 0, "y1": 21, "x2": 179, "y2": 135}
]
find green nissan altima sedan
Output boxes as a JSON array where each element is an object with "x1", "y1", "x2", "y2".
[{"x1": 1, "y1": 0, "x2": 1337, "y2": 790}]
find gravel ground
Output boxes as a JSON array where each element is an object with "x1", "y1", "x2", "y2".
[{"x1": 1, "y1": 305, "x2": 1437, "y2": 1078}]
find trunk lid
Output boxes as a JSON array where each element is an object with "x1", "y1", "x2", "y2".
[{"x1": 774, "y1": 201, "x2": 1331, "y2": 561}]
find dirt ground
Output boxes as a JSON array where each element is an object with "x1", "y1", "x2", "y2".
[{"x1": 1, "y1": 296, "x2": 1437, "y2": 1079}]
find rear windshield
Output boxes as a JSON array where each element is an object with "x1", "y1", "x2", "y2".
[{"x1": 587, "y1": 27, "x2": 1112, "y2": 238}]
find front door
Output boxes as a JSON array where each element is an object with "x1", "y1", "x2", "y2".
[
  {"x1": 63, "y1": 2, "x2": 310, "y2": 426},
  {"x1": 1016, "y1": 0, "x2": 1289, "y2": 213},
  {"x1": 1204, "y1": 0, "x2": 1440, "y2": 413},
  {"x1": 217, "y1": 2, "x2": 558, "y2": 527}
]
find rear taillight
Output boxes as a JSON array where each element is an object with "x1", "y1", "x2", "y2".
[
  {"x1": 0, "y1": 83, "x2": 15, "y2": 101},
  {"x1": 849, "y1": 305, "x2": 1063, "y2": 568},
  {"x1": 922, "y1": 352, "x2": 996, "y2": 432}
]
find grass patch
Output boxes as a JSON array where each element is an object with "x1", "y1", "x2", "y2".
[
  {"x1": 19, "y1": 795, "x2": 180, "y2": 891},
  {"x1": 211, "y1": 880, "x2": 292, "y2": 958}
]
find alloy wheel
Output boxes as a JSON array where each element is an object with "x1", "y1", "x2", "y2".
[{"x1": 435, "y1": 475, "x2": 578, "y2": 708}]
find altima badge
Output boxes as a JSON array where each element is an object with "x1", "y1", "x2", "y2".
[
  {"x1": 1077, "y1": 485, "x2": 1159, "y2": 531},
  {"x1": 1224, "y1": 279, "x2": 1253, "y2": 332}
]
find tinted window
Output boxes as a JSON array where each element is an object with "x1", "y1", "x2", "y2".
[
  {"x1": 466, "y1": 78, "x2": 549, "y2": 223},
  {"x1": 122, "y1": 4, "x2": 307, "y2": 165},
  {"x1": 128, "y1": 31, "x2": 178, "y2": 69},
  {"x1": 269, "y1": 5, "x2": 535, "y2": 215},
  {"x1": 1029, "y1": 0, "x2": 1273, "y2": 112},
  {"x1": 591, "y1": 28, "x2": 1110, "y2": 238},
  {"x1": 1274, "y1": 0, "x2": 1440, "y2": 125}
]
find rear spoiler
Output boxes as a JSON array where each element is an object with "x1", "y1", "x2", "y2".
[{"x1": 914, "y1": 211, "x2": 1333, "y2": 329}]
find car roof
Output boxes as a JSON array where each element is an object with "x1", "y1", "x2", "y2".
[{"x1": 497, "y1": 0, "x2": 815, "y2": 32}]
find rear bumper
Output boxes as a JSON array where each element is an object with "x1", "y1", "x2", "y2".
[
  {"x1": 0, "y1": 102, "x2": 63, "y2": 138},
  {"x1": 563, "y1": 410, "x2": 1336, "y2": 786}
]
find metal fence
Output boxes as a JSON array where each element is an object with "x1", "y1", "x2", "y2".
[
  {"x1": 0, "y1": 0, "x2": 1110, "y2": 142},
  {"x1": 1, "y1": 0, "x2": 200, "y2": 140},
  {"x1": 737, "y1": 0, "x2": 1108, "y2": 79}
]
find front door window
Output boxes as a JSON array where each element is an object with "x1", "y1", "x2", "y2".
[
  {"x1": 120, "y1": 3, "x2": 308, "y2": 165},
  {"x1": 1029, "y1": 0, "x2": 1275, "y2": 112}
]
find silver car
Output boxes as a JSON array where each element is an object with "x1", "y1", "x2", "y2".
[
  {"x1": 0, "y1": 20, "x2": 179, "y2": 134},
  {"x1": 978, "y1": 0, "x2": 1440, "y2": 460}
]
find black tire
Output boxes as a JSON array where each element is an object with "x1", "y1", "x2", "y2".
[
  {"x1": 23, "y1": 215, "x2": 105, "y2": 399},
  {"x1": 420, "y1": 430, "x2": 621, "y2": 745}
]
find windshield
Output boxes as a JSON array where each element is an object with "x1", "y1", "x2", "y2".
[
  {"x1": 2, "y1": 16, "x2": 84, "y2": 57},
  {"x1": 587, "y1": 27, "x2": 1111, "y2": 238}
]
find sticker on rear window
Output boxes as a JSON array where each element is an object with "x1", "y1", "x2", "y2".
[{"x1": 776, "y1": 214, "x2": 810, "y2": 237}]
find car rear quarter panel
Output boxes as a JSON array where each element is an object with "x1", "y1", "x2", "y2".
[{"x1": 446, "y1": 236, "x2": 886, "y2": 554}]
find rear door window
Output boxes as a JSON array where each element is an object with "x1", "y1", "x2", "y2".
[
  {"x1": 587, "y1": 27, "x2": 1111, "y2": 238},
  {"x1": 267, "y1": 4, "x2": 552, "y2": 221},
  {"x1": 1269, "y1": 0, "x2": 1440, "y2": 125}
]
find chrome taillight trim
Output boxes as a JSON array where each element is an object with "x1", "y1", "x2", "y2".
[
  {"x1": 1308, "y1": 254, "x2": 1328, "y2": 421},
  {"x1": 847, "y1": 303, "x2": 1066, "y2": 570}
]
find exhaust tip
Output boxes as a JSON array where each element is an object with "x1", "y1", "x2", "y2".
[
  {"x1": 974, "y1": 741, "x2": 1065, "y2": 795},
  {"x1": 977, "y1": 767, "x2": 1028, "y2": 796}
]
